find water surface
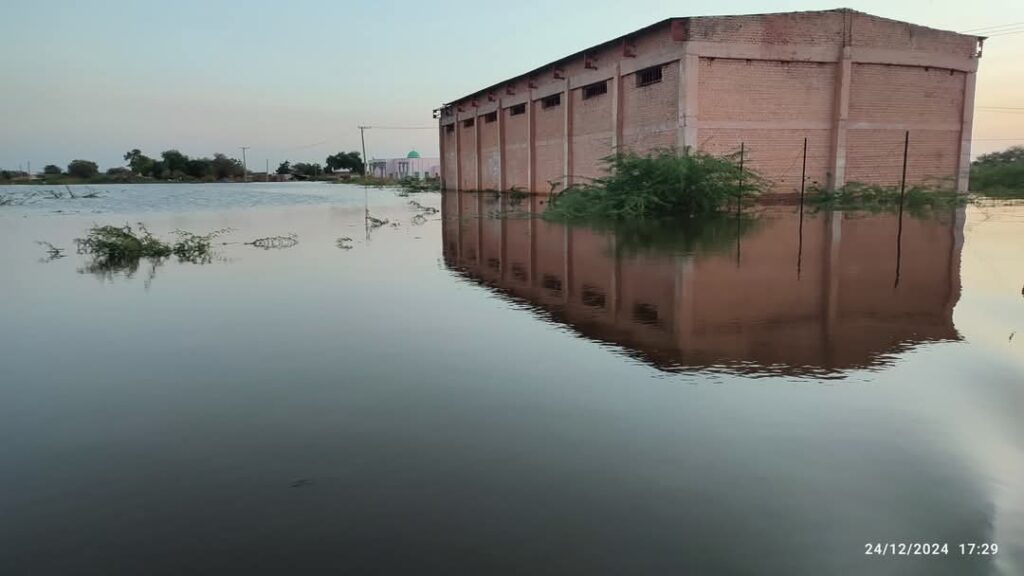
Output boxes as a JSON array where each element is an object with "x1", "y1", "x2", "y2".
[{"x1": 1, "y1": 183, "x2": 1021, "y2": 575}]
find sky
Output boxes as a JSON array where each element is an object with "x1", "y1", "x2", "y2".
[{"x1": 0, "y1": 0, "x2": 1021, "y2": 172}]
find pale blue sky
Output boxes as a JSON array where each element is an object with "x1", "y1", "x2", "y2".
[{"x1": 1, "y1": 0, "x2": 1021, "y2": 171}]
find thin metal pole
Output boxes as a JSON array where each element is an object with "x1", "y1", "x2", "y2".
[
  {"x1": 265, "y1": 159, "x2": 269, "y2": 182},
  {"x1": 240, "y1": 146, "x2": 250, "y2": 182},
  {"x1": 798, "y1": 137, "x2": 808, "y2": 279},
  {"x1": 799, "y1": 137, "x2": 808, "y2": 205},
  {"x1": 895, "y1": 131, "x2": 909, "y2": 288},
  {"x1": 359, "y1": 126, "x2": 368, "y2": 176}
]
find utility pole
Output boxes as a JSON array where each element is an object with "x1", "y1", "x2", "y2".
[
  {"x1": 358, "y1": 126, "x2": 369, "y2": 177},
  {"x1": 240, "y1": 146, "x2": 250, "y2": 182},
  {"x1": 265, "y1": 159, "x2": 269, "y2": 182}
]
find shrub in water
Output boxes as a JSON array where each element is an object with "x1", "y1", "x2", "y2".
[{"x1": 544, "y1": 148, "x2": 762, "y2": 222}]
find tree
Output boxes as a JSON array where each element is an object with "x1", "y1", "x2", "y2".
[
  {"x1": 291, "y1": 162, "x2": 322, "y2": 178},
  {"x1": 106, "y1": 167, "x2": 132, "y2": 179},
  {"x1": 43, "y1": 164, "x2": 62, "y2": 175},
  {"x1": 161, "y1": 149, "x2": 189, "y2": 177},
  {"x1": 67, "y1": 160, "x2": 99, "y2": 179},
  {"x1": 124, "y1": 149, "x2": 155, "y2": 176},
  {"x1": 326, "y1": 151, "x2": 365, "y2": 174},
  {"x1": 185, "y1": 158, "x2": 212, "y2": 179},
  {"x1": 211, "y1": 153, "x2": 243, "y2": 180},
  {"x1": 276, "y1": 161, "x2": 291, "y2": 175}
]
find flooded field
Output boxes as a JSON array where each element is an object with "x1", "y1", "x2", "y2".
[{"x1": 1, "y1": 183, "x2": 1022, "y2": 575}]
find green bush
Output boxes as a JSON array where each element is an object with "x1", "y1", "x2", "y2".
[
  {"x1": 544, "y1": 148, "x2": 761, "y2": 222},
  {"x1": 970, "y1": 147, "x2": 1024, "y2": 198}
]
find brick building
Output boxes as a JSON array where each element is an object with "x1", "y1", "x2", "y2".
[{"x1": 437, "y1": 9, "x2": 983, "y2": 195}]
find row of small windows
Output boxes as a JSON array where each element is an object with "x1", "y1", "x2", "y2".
[{"x1": 445, "y1": 65, "x2": 663, "y2": 129}]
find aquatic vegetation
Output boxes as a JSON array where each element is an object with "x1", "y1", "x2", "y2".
[
  {"x1": 366, "y1": 213, "x2": 390, "y2": 229},
  {"x1": 73, "y1": 223, "x2": 227, "y2": 276},
  {"x1": 545, "y1": 148, "x2": 762, "y2": 222},
  {"x1": 245, "y1": 234, "x2": 298, "y2": 250},
  {"x1": 408, "y1": 200, "x2": 439, "y2": 215},
  {"x1": 808, "y1": 183, "x2": 965, "y2": 214},
  {"x1": 36, "y1": 241, "x2": 65, "y2": 261}
]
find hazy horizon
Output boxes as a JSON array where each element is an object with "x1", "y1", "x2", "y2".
[{"x1": 1, "y1": 0, "x2": 1021, "y2": 172}]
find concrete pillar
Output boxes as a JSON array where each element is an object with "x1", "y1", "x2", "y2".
[
  {"x1": 956, "y1": 72, "x2": 976, "y2": 194},
  {"x1": 830, "y1": 47, "x2": 853, "y2": 190},
  {"x1": 497, "y1": 98, "x2": 506, "y2": 192},
  {"x1": 438, "y1": 124, "x2": 446, "y2": 191},
  {"x1": 454, "y1": 118, "x2": 462, "y2": 193},
  {"x1": 677, "y1": 50, "x2": 699, "y2": 151},
  {"x1": 527, "y1": 90, "x2": 535, "y2": 194},
  {"x1": 563, "y1": 78, "x2": 572, "y2": 190},
  {"x1": 611, "y1": 63, "x2": 622, "y2": 151},
  {"x1": 474, "y1": 107, "x2": 481, "y2": 191}
]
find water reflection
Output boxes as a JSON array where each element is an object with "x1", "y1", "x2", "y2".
[{"x1": 443, "y1": 192, "x2": 963, "y2": 378}]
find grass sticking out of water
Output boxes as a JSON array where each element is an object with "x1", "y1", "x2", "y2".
[
  {"x1": 544, "y1": 148, "x2": 762, "y2": 223},
  {"x1": 808, "y1": 183, "x2": 965, "y2": 215}
]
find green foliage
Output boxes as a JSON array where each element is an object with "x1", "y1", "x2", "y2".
[
  {"x1": 67, "y1": 159, "x2": 99, "y2": 179},
  {"x1": 276, "y1": 161, "x2": 292, "y2": 175},
  {"x1": 325, "y1": 151, "x2": 365, "y2": 174},
  {"x1": 43, "y1": 164, "x2": 62, "y2": 175},
  {"x1": 291, "y1": 162, "x2": 322, "y2": 178},
  {"x1": 124, "y1": 149, "x2": 155, "y2": 176},
  {"x1": 160, "y1": 149, "x2": 189, "y2": 176},
  {"x1": 544, "y1": 148, "x2": 762, "y2": 222},
  {"x1": 211, "y1": 153, "x2": 244, "y2": 180},
  {"x1": 970, "y1": 146, "x2": 1024, "y2": 198},
  {"x1": 808, "y1": 183, "x2": 964, "y2": 214},
  {"x1": 74, "y1": 223, "x2": 225, "y2": 272}
]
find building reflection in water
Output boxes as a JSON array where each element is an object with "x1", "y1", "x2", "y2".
[{"x1": 442, "y1": 192, "x2": 964, "y2": 378}]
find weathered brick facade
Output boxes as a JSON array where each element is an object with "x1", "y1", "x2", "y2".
[{"x1": 438, "y1": 9, "x2": 982, "y2": 195}]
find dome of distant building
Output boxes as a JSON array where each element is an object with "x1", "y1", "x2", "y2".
[{"x1": 406, "y1": 150, "x2": 421, "y2": 158}]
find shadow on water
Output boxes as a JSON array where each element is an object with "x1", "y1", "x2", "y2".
[{"x1": 443, "y1": 191, "x2": 964, "y2": 378}]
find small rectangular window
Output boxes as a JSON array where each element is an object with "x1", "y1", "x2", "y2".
[
  {"x1": 483, "y1": 111, "x2": 497, "y2": 123},
  {"x1": 582, "y1": 81, "x2": 608, "y2": 100},
  {"x1": 462, "y1": 118, "x2": 474, "y2": 128},
  {"x1": 509, "y1": 103, "x2": 526, "y2": 116},
  {"x1": 541, "y1": 94, "x2": 561, "y2": 109},
  {"x1": 636, "y1": 65, "x2": 663, "y2": 87}
]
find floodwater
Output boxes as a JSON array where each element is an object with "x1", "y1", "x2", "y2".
[{"x1": 0, "y1": 183, "x2": 1021, "y2": 575}]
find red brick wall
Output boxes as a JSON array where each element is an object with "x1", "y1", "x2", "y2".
[
  {"x1": 442, "y1": 126, "x2": 457, "y2": 186},
  {"x1": 621, "y1": 62, "x2": 678, "y2": 154},
  {"x1": 688, "y1": 11, "x2": 845, "y2": 45},
  {"x1": 458, "y1": 119, "x2": 476, "y2": 190},
  {"x1": 851, "y1": 12, "x2": 976, "y2": 58},
  {"x1": 533, "y1": 95, "x2": 565, "y2": 193},
  {"x1": 846, "y1": 64, "x2": 964, "y2": 186},
  {"x1": 479, "y1": 115, "x2": 500, "y2": 189},
  {"x1": 571, "y1": 85, "x2": 614, "y2": 182},
  {"x1": 503, "y1": 107, "x2": 529, "y2": 191}
]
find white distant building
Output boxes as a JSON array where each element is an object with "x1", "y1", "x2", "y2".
[{"x1": 368, "y1": 150, "x2": 440, "y2": 180}]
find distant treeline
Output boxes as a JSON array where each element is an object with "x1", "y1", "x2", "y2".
[
  {"x1": 1, "y1": 149, "x2": 367, "y2": 183},
  {"x1": 970, "y1": 146, "x2": 1024, "y2": 197}
]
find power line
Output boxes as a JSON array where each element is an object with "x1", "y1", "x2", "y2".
[{"x1": 963, "y1": 21, "x2": 1024, "y2": 33}]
